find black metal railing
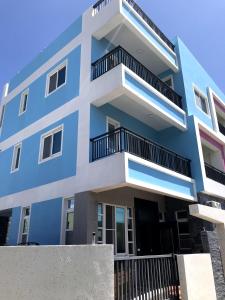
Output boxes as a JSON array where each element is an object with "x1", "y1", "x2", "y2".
[
  {"x1": 219, "y1": 123, "x2": 225, "y2": 136},
  {"x1": 92, "y1": 46, "x2": 183, "y2": 109},
  {"x1": 124, "y1": 0, "x2": 175, "y2": 51},
  {"x1": 205, "y1": 163, "x2": 225, "y2": 185},
  {"x1": 91, "y1": 127, "x2": 191, "y2": 177},
  {"x1": 93, "y1": 0, "x2": 111, "y2": 14},
  {"x1": 114, "y1": 255, "x2": 180, "y2": 300},
  {"x1": 92, "y1": 0, "x2": 175, "y2": 51}
]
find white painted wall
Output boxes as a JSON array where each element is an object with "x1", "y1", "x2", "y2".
[{"x1": 177, "y1": 254, "x2": 217, "y2": 300}]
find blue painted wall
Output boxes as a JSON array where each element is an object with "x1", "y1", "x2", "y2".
[
  {"x1": 1, "y1": 46, "x2": 81, "y2": 141},
  {"x1": 7, "y1": 207, "x2": 21, "y2": 246},
  {"x1": 0, "y1": 112, "x2": 78, "y2": 197},
  {"x1": 29, "y1": 198, "x2": 62, "y2": 245},
  {"x1": 176, "y1": 37, "x2": 225, "y2": 128},
  {"x1": 128, "y1": 160, "x2": 195, "y2": 198},
  {"x1": 8, "y1": 16, "x2": 82, "y2": 93},
  {"x1": 90, "y1": 104, "x2": 158, "y2": 140}
]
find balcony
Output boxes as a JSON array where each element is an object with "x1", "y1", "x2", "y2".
[
  {"x1": 205, "y1": 163, "x2": 225, "y2": 186},
  {"x1": 93, "y1": 0, "x2": 174, "y2": 51},
  {"x1": 92, "y1": 46, "x2": 182, "y2": 108},
  {"x1": 91, "y1": 127, "x2": 191, "y2": 177},
  {"x1": 90, "y1": 0, "x2": 178, "y2": 72}
]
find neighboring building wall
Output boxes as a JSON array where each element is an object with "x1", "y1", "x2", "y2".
[
  {"x1": 201, "y1": 231, "x2": 225, "y2": 300},
  {"x1": 0, "y1": 245, "x2": 114, "y2": 300}
]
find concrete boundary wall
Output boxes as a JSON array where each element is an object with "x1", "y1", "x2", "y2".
[
  {"x1": 0, "y1": 245, "x2": 114, "y2": 300},
  {"x1": 177, "y1": 254, "x2": 217, "y2": 300}
]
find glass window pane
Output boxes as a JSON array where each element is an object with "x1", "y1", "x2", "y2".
[
  {"x1": 67, "y1": 199, "x2": 75, "y2": 209},
  {"x1": 98, "y1": 214, "x2": 103, "y2": 228},
  {"x1": 49, "y1": 73, "x2": 57, "y2": 94},
  {"x1": 57, "y1": 66, "x2": 66, "y2": 87},
  {"x1": 106, "y1": 230, "x2": 114, "y2": 244},
  {"x1": 22, "y1": 218, "x2": 29, "y2": 234},
  {"x1": 127, "y1": 208, "x2": 132, "y2": 218},
  {"x1": 129, "y1": 243, "x2": 134, "y2": 255},
  {"x1": 25, "y1": 208, "x2": 30, "y2": 216},
  {"x1": 97, "y1": 229, "x2": 103, "y2": 243},
  {"x1": 201, "y1": 97, "x2": 207, "y2": 113},
  {"x1": 52, "y1": 131, "x2": 62, "y2": 155},
  {"x1": 106, "y1": 206, "x2": 115, "y2": 229},
  {"x1": 42, "y1": 135, "x2": 52, "y2": 159},
  {"x1": 128, "y1": 218, "x2": 133, "y2": 230},
  {"x1": 116, "y1": 207, "x2": 125, "y2": 253},
  {"x1": 22, "y1": 94, "x2": 28, "y2": 112},
  {"x1": 128, "y1": 230, "x2": 133, "y2": 242},
  {"x1": 15, "y1": 146, "x2": 21, "y2": 169},
  {"x1": 66, "y1": 212, "x2": 74, "y2": 231},
  {"x1": 98, "y1": 203, "x2": 103, "y2": 215}
]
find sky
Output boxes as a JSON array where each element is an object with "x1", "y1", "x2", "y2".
[{"x1": 0, "y1": 0, "x2": 225, "y2": 96}]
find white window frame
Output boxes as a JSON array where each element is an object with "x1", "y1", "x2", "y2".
[
  {"x1": 18, "y1": 206, "x2": 31, "y2": 244},
  {"x1": 65, "y1": 198, "x2": 75, "y2": 233},
  {"x1": 162, "y1": 75, "x2": 174, "y2": 90},
  {"x1": 19, "y1": 89, "x2": 29, "y2": 116},
  {"x1": 60, "y1": 197, "x2": 75, "y2": 245},
  {"x1": 45, "y1": 60, "x2": 67, "y2": 97},
  {"x1": 0, "y1": 105, "x2": 5, "y2": 131},
  {"x1": 38, "y1": 125, "x2": 64, "y2": 164},
  {"x1": 193, "y1": 86, "x2": 210, "y2": 116},
  {"x1": 11, "y1": 143, "x2": 22, "y2": 173},
  {"x1": 106, "y1": 117, "x2": 120, "y2": 131},
  {"x1": 97, "y1": 203, "x2": 135, "y2": 256}
]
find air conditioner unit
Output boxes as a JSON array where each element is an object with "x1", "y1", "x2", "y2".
[{"x1": 206, "y1": 201, "x2": 222, "y2": 210}]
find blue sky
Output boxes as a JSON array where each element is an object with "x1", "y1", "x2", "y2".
[{"x1": 0, "y1": 0, "x2": 225, "y2": 95}]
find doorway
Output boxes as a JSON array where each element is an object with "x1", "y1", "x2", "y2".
[{"x1": 135, "y1": 199, "x2": 160, "y2": 256}]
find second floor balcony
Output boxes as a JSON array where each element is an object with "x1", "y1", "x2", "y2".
[
  {"x1": 205, "y1": 163, "x2": 225, "y2": 186},
  {"x1": 90, "y1": 46, "x2": 186, "y2": 131},
  {"x1": 91, "y1": 127, "x2": 191, "y2": 177},
  {"x1": 89, "y1": 127, "x2": 195, "y2": 201}
]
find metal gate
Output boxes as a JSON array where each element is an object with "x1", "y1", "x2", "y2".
[{"x1": 114, "y1": 254, "x2": 180, "y2": 300}]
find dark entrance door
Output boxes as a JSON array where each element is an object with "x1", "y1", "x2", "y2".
[
  {"x1": 135, "y1": 198, "x2": 160, "y2": 256},
  {"x1": 0, "y1": 216, "x2": 9, "y2": 246}
]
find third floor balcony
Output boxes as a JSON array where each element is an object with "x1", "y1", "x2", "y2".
[
  {"x1": 90, "y1": 46, "x2": 186, "y2": 132},
  {"x1": 89, "y1": 0, "x2": 178, "y2": 72}
]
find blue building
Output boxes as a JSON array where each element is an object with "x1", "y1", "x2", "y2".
[{"x1": 1, "y1": 0, "x2": 225, "y2": 269}]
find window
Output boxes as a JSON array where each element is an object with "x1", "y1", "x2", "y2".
[
  {"x1": 19, "y1": 207, "x2": 31, "y2": 244},
  {"x1": 66, "y1": 198, "x2": 75, "y2": 232},
  {"x1": 162, "y1": 75, "x2": 174, "y2": 89},
  {"x1": 39, "y1": 126, "x2": 63, "y2": 162},
  {"x1": 0, "y1": 105, "x2": 5, "y2": 129},
  {"x1": 11, "y1": 143, "x2": 22, "y2": 172},
  {"x1": 97, "y1": 203, "x2": 134, "y2": 255},
  {"x1": 46, "y1": 62, "x2": 67, "y2": 96},
  {"x1": 19, "y1": 89, "x2": 28, "y2": 115},
  {"x1": 194, "y1": 89, "x2": 209, "y2": 114}
]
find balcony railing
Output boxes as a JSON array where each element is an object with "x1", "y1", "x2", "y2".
[
  {"x1": 92, "y1": 46, "x2": 183, "y2": 109},
  {"x1": 91, "y1": 127, "x2": 192, "y2": 177},
  {"x1": 114, "y1": 254, "x2": 180, "y2": 300},
  {"x1": 124, "y1": 0, "x2": 175, "y2": 51},
  {"x1": 93, "y1": 0, "x2": 111, "y2": 15},
  {"x1": 219, "y1": 123, "x2": 225, "y2": 136},
  {"x1": 92, "y1": 0, "x2": 175, "y2": 51},
  {"x1": 205, "y1": 163, "x2": 225, "y2": 185}
]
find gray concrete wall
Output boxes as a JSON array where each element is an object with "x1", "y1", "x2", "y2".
[{"x1": 0, "y1": 245, "x2": 114, "y2": 300}]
